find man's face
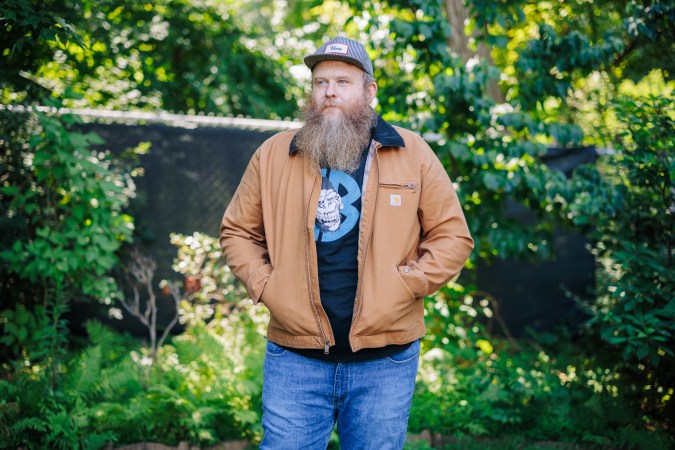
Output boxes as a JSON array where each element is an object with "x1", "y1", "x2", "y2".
[{"x1": 311, "y1": 61, "x2": 377, "y2": 119}]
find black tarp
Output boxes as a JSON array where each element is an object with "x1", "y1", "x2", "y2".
[{"x1": 78, "y1": 119, "x2": 597, "y2": 337}]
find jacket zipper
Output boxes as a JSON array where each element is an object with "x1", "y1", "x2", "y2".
[
  {"x1": 304, "y1": 170, "x2": 331, "y2": 354},
  {"x1": 380, "y1": 182, "x2": 417, "y2": 189},
  {"x1": 350, "y1": 144, "x2": 381, "y2": 339}
]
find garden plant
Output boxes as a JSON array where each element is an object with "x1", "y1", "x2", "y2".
[{"x1": 1, "y1": 0, "x2": 673, "y2": 448}]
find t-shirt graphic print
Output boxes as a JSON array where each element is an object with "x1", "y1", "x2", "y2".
[{"x1": 314, "y1": 168, "x2": 361, "y2": 242}]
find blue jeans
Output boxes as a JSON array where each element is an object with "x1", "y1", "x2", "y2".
[{"x1": 260, "y1": 339, "x2": 420, "y2": 450}]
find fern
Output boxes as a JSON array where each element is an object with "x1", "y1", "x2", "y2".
[
  {"x1": 63, "y1": 322, "x2": 142, "y2": 404},
  {"x1": 45, "y1": 407, "x2": 80, "y2": 450},
  {"x1": 82, "y1": 431, "x2": 117, "y2": 450},
  {"x1": 1, "y1": 417, "x2": 48, "y2": 450},
  {"x1": 64, "y1": 345, "x2": 104, "y2": 402},
  {"x1": 84, "y1": 320, "x2": 132, "y2": 363},
  {"x1": 12, "y1": 417, "x2": 47, "y2": 434},
  {"x1": 98, "y1": 359, "x2": 143, "y2": 399}
]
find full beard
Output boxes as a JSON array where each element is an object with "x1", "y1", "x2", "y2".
[{"x1": 295, "y1": 95, "x2": 376, "y2": 173}]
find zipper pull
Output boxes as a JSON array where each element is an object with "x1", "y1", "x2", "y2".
[
  {"x1": 324, "y1": 340, "x2": 330, "y2": 354},
  {"x1": 404, "y1": 183, "x2": 417, "y2": 189}
]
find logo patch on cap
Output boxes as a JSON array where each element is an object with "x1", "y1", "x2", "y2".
[{"x1": 325, "y1": 43, "x2": 349, "y2": 55}]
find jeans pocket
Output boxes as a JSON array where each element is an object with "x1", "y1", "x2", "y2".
[
  {"x1": 265, "y1": 340, "x2": 288, "y2": 356},
  {"x1": 387, "y1": 339, "x2": 420, "y2": 364}
]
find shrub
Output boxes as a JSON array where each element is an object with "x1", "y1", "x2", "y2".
[
  {"x1": 565, "y1": 95, "x2": 674, "y2": 367},
  {"x1": 408, "y1": 283, "x2": 673, "y2": 448},
  {"x1": 0, "y1": 105, "x2": 138, "y2": 378},
  {"x1": 561, "y1": 95, "x2": 674, "y2": 428}
]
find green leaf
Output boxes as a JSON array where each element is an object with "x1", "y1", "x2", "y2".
[
  {"x1": 636, "y1": 344, "x2": 649, "y2": 360},
  {"x1": 483, "y1": 172, "x2": 500, "y2": 191},
  {"x1": 392, "y1": 19, "x2": 415, "y2": 38},
  {"x1": 0, "y1": 185, "x2": 20, "y2": 196},
  {"x1": 24, "y1": 202, "x2": 39, "y2": 214},
  {"x1": 85, "y1": 132, "x2": 104, "y2": 145},
  {"x1": 448, "y1": 142, "x2": 471, "y2": 161}
]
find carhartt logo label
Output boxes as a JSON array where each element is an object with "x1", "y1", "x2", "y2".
[
  {"x1": 390, "y1": 194, "x2": 401, "y2": 206},
  {"x1": 325, "y1": 43, "x2": 349, "y2": 55}
]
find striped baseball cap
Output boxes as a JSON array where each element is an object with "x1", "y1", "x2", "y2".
[{"x1": 304, "y1": 36, "x2": 374, "y2": 77}]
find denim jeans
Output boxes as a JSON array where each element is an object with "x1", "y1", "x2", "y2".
[{"x1": 260, "y1": 339, "x2": 420, "y2": 450}]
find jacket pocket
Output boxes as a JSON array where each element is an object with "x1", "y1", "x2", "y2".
[
  {"x1": 258, "y1": 267, "x2": 277, "y2": 305},
  {"x1": 397, "y1": 260, "x2": 428, "y2": 299},
  {"x1": 375, "y1": 182, "x2": 420, "y2": 241},
  {"x1": 248, "y1": 263, "x2": 273, "y2": 303},
  {"x1": 379, "y1": 181, "x2": 418, "y2": 193},
  {"x1": 261, "y1": 270, "x2": 319, "y2": 337}
]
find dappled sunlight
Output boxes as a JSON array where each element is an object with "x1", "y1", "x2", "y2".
[{"x1": 1, "y1": 0, "x2": 673, "y2": 448}]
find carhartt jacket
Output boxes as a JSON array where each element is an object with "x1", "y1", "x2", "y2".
[{"x1": 220, "y1": 117, "x2": 473, "y2": 353}]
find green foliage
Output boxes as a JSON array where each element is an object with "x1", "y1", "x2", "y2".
[
  {"x1": 2, "y1": 231, "x2": 672, "y2": 447},
  {"x1": 0, "y1": 104, "x2": 136, "y2": 379},
  {"x1": 0, "y1": 0, "x2": 81, "y2": 99},
  {"x1": 0, "y1": 304, "x2": 51, "y2": 360},
  {"x1": 554, "y1": 95, "x2": 675, "y2": 429},
  {"x1": 1, "y1": 34, "x2": 137, "y2": 383},
  {"x1": 343, "y1": 0, "x2": 575, "y2": 262},
  {"x1": 0, "y1": 232, "x2": 266, "y2": 447},
  {"x1": 0, "y1": 310, "x2": 267, "y2": 448},
  {"x1": 337, "y1": 0, "x2": 673, "y2": 265},
  {"x1": 2, "y1": 0, "x2": 674, "y2": 446},
  {"x1": 409, "y1": 284, "x2": 673, "y2": 448},
  {"x1": 169, "y1": 231, "x2": 247, "y2": 316},
  {"x1": 0, "y1": 320, "x2": 134, "y2": 449},
  {"x1": 563, "y1": 95, "x2": 673, "y2": 366},
  {"x1": 0, "y1": 107, "x2": 134, "y2": 302},
  {"x1": 1, "y1": 0, "x2": 300, "y2": 118}
]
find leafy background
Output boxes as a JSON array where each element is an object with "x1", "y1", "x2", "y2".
[{"x1": 1, "y1": 0, "x2": 673, "y2": 448}]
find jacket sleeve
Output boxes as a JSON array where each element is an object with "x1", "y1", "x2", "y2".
[
  {"x1": 219, "y1": 149, "x2": 272, "y2": 303},
  {"x1": 413, "y1": 135, "x2": 474, "y2": 295}
]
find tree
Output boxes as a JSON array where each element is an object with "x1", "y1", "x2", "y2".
[{"x1": 1, "y1": 0, "x2": 301, "y2": 119}]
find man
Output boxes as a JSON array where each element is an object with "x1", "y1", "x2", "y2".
[{"x1": 220, "y1": 36, "x2": 473, "y2": 449}]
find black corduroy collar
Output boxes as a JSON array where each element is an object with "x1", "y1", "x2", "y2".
[{"x1": 289, "y1": 112, "x2": 405, "y2": 155}]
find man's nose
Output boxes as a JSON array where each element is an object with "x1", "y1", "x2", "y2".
[{"x1": 325, "y1": 81, "x2": 337, "y2": 97}]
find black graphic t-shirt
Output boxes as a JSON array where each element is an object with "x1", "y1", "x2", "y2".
[
  {"x1": 313, "y1": 151, "x2": 368, "y2": 356},
  {"x1": 288, "y1": 144, "x2": 411, "y2": 362}
]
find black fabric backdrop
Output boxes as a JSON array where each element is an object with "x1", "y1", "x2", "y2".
[{"x1": 76, "y1": 121, "x2": 596, "y2": 337}]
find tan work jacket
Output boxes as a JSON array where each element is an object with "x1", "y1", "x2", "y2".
[{"x1": 220, "y1": 118, "x2": 473, "y2": 353}]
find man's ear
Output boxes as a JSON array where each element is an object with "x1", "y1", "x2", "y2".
[{"x1": 366, "y1": 82, "x2": 377, "y2": 104}]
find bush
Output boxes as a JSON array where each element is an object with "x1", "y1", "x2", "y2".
[
  {"x1": 408, "y1": 284, "x2": 673, "y2": 448},
  {"x1": 0, "y1": 305, "x2": 267, "y2": 448},
  {"x1": 0, "y1": 105, "x2": 138, "y2": 377},
  {"x1": 565, "y1": 95, "x2": 674, "y2": 367},
  {"x1": 561, "y1": 95, "x2": 674, "y2": 428},
  {"x1": 0, "y1": 105, "x2": 136, "y2": 303}
]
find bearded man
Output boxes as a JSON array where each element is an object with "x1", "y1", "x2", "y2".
[{"x1": 220, "y1": 36, "x2": 473, "y2": 449}]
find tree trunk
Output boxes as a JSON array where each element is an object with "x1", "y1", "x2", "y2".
[{"x1": 444, "y1": 0, "x2": 505, "y2": 103}]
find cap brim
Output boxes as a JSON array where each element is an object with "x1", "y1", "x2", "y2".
[{"x1": 304, "y1": 54, "x2": 368, "y2": 73}]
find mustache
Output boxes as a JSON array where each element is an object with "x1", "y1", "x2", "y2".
[{"x1": 319, "y1": 101, "x2": 341, "y2": 110}]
